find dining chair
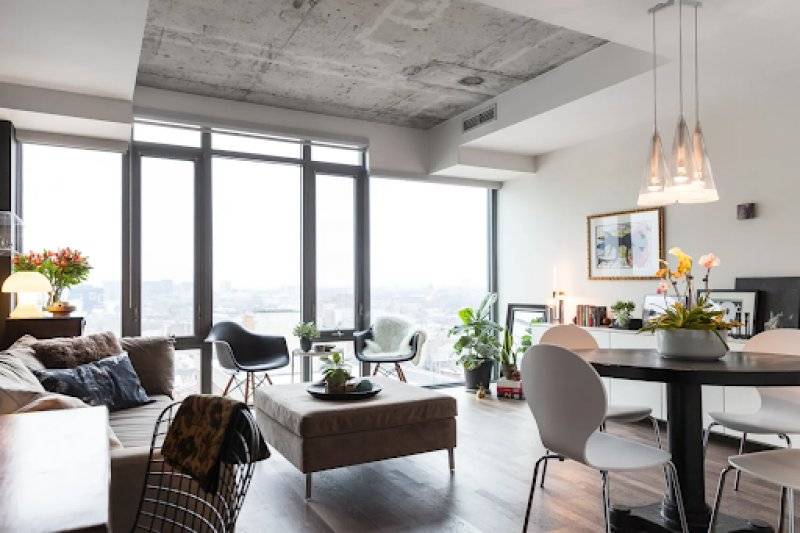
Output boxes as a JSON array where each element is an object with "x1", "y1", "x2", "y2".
[
  {"x1": 709, "y1": 448, "x2": 800, "y2": 533},
  {"x1": 521, "y1": 344, "x2": 688, "y2": 533},
  {"x1": 705, "y1": 329, "x2": 800, "y2": 490},
  {"x1": 537, "y1": 324, "x2": 661, "y2": 487},
  {"x1": 205, "y1": 322, "x2": 290, "y2": 403}
]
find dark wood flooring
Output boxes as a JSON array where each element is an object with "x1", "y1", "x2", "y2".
[{"x1": 237, "y1": 387, "x2": 798, "y2": 532}]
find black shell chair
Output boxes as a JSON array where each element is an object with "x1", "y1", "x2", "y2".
[
  {"x1": 132, "y1": 402, "x2": 264, "y2": 533},
  {"x1": 205, "y1": 322, "x2": 289, "y2": 403}
]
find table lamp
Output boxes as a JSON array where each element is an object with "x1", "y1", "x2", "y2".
[{"x1": 2, "y1": 272, "x2": 52, "y2": 318}]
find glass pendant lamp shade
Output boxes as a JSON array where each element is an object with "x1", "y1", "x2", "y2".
[
  {"x1": 669, "y1": 115, "x2": 693, "y2": 186},
  {"x1": 683, "y1": 122, "x2": 718, "y2": 203},
  {"x1": 638, "y1": 130, "x2": 673, "y2": 206}
]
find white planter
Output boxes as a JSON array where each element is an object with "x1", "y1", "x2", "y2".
[{"x1": 656, "y1": 329, "x2": 729, "y2": 360}]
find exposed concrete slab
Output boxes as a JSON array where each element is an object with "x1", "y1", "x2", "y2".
[{"x1": 137, "y1": 0, "x2": 605, "y2": 129}]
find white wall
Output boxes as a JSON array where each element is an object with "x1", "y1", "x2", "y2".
[{"x1": 497, "y1": 82, "x2": 800, "y2": 321}]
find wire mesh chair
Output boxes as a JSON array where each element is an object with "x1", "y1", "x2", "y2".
[{"x1": 132, "y1": 402, "x2": 262, "y2": 533}]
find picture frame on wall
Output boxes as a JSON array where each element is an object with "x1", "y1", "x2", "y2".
[
  {"x1": 642, "y1": 294, "x2": 681, "y2": 322},
  {"x1": 506, "y1": 303, "x2": 549, "y2": 346},
  {"x1": 587, "y1": 207, "x2": 664, "y2": 280},
  {"x1": 698, "y1": 289, "x2": 758, "y2": 339}
]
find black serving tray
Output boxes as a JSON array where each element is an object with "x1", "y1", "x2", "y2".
[{"x1": 306, "y1": 382, "x2": 382, "y2": 401}]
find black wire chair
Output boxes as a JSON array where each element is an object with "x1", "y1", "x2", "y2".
[{"x1": 132, "y1": 402, "x2": 262, "y2": 533}]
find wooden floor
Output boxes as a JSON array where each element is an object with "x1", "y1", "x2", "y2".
[{"x1": 237, "y1": 386, "x2": 798, "y2": 532}]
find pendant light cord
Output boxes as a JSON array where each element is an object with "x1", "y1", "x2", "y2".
[
  {"x1": 678, "y1": 0, "x2": 684, "y2": 116},
  {"x1": 694, "y1": 4, "x2": 700, "y2": 123},
  {"x1": 652, "y1": 10, "x2": 658, "y2": 133}
]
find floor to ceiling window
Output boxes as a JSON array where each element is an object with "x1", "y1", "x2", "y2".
[
  {"x1": 21, "y1": 144, "x2": 122, "y2": 335},
  {"x1": 370, "y1": 178, "x2": 491, "y2": 386}
]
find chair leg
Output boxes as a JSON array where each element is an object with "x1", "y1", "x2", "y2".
[
  {"x1": 651, "y1": 416, "x2": 662, "y2": 449},
  {"x1": 708, "y1": 465, "x2": 734, "y2": 533},
  {"x1": 523, "y1": 455, "x2": 552, "y2": 532},
  {"x1": 703, "y1": 422, "x2": 721, "y2": 456},
  {"x1": 372, "y1": 363, "x2": 380, "y2": 376},
  {"x1": 779, "y1": 486, "x2": 788, "y2": 533},
  {"x1": 243, "y1": 373, "x2": 251, "y2": 404},
  {"x1": 448, "y1": 448, "x2": 455, "y2": 472},
  {"x1": 394, "y1": 363, "x2": 407, "y2": 382},
  {"x1": 665, "y1": 461, "x2": 689, "y2": 533},
  {"x1": 734, "y1": 433, "x2": 748, "y2": 491},
  {"x1": 601, "y1": 471, "x2": 612, "y2": 533},
  {"x1": 789, "y1": 488, "x2": 795, "y2": 533},
  {"x1": 222, "y1": 375, "x2": 235, "y2": 396},
  {"x1": 264, "y1": 371, "x2": 273, "y2": 385},
  {"x1": 539, "y1": 450, "x2": 549, "y2": 488},
  {"x1": 305, "y1": 473, "x2": 312, "y2": 500}
]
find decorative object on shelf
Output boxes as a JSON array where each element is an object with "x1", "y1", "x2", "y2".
[
  {"x1": 450, "y1": 293, "x2": 501, "y2": 392},
  {"x1": 643, "y1": 294, "x2": 682, "y2": 321},
  {"x1": 737, "y1": 203, "x2": 757, "y2": 220},
  {"x1": 497, "y1": 377, "x2": 524, "y2": 400},
  {"x1": 641, "y1": 247, "x2": 739, "y2": 359},
  {"x1": 12, "y1": 248, "x2": 91, "y2": 315},
  {"x1": 306, "y1": 378, "x2": 382, "y2": 401},
  {"x1": 734, "y1": 277, "x2": 800, "y2": 333},
  {"x1": 587, "y1": 207, "x2": 664, "y2": 280},
  {"x1": 1, "y1": 271, "x2": 52, "y2": 318},
  {"x1": 292, "y1": 321, "x2": 319, "y2": 352},
  {"x1": 0, "y1": 212, "x2": 22, "y2": 256},
  {"x1": 505, "y1": 303, "x2": 548, "y2": 345},
  {"x1": 320, "y1": 351, "x2": 351, "y2": 394},
  {"x1": 611, "y1": 301, "x2": 636, "y2": 329},
  {"x1": 476, "y1": 385, "x2": 487, "y2": 399},
  {"x1": 637, "y1": 0, "x2": 719, "y2": 206},
  {"x1": 697, "y1": 290, "x2": 758, "y2": 339},
  {"x1": 574, "y1": 305, "x2": 607, "y2": 327},
  {"x1": 313, "y1": 343, "x2": 335, "y2": 353}
]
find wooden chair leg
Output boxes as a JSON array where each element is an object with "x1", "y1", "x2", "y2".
[
  {"x1": 372, "y1": 363, "x2": 381, "y2": 376},
  {"x1": 264, "y1": 372, "x2": 273, "y2": 385},
  {"x1": 394, "y1": 363, "x2": 407, "y2": 382},
  {"x1": 244, "y1": 373, "x2": 251, "y2": 404},
  {"x1": 222, "y1": 375, "x2": 235, "y2": 396}
]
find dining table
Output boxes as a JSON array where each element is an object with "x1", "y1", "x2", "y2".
[{"x1": 576, "y1": 348, "x2": 800, "y2": 533}]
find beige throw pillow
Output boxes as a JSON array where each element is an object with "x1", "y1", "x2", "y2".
[
  {"x1": 121, "y1": 336, "x2": 175, "y2": 398},
  {"x1": 0, "y1": 354, "x2": 46, "y2": 414},
  {"x1": 32, "y1": 331, "x2": 122, "y2": 368}
]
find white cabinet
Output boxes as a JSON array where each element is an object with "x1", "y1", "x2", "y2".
[{"x1": 606, "y1": 331, "x2": 664, "y2": 419}]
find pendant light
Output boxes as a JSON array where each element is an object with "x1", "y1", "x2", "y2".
[
  {"x1": 666, "y1": 0, "x2": 694, "y2": 194},
  {"x1": 637, "y1": 9, "x2": 672, "y2": 207},
  {"x1": 684, "y1": 3, "x2": 719, "y2": 203}
]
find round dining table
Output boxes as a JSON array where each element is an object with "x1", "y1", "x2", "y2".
[{"x1": 576, "y1": 348, "x2": 800, "y2": 533}]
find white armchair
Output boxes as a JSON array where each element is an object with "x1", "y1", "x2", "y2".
[{"x1": 354, "y1": 316, "x2": 426, "y2": 382}]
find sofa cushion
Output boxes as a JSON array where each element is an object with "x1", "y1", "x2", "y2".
[
  {"x1": 121, "y1": 336, "x2": 175, "y2": 397},
  {"x1": 109, "y1": 395, "x2": 175, "y2": 448},
  {"x1": 254, "y1": 377, "x2": 457, "y2": 438},
  {"x1": 35, "y1": 353, "x2": 152, "y2": 411},
  {"x1": 32, "y1": 331, "x2": 122, "y2": 368},
  {"x1": 0, "y1": 353, "x2": 46, "y2": 414}
]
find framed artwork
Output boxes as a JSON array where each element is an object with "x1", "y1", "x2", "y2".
[
  {"x1": 698, "y1": 289, "x2": 758, "y2": 339},
  {"x1": 642, "y1": 294, "x2": 681, "y2": 322},
  {"x1": 506, "y1": 303, "x2": 549, "y2": 345},
  {"x1": 587, "y1": 207, "x2": 664, "y2": 280},
  {"x1": 734, "y1": 277, "x2": 800, "y2": 333}
]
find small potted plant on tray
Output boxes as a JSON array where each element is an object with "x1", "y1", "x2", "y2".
[
  {"x1": 322, "y1": 351, "x2": 351, "y2": 393},
  {"x1": 450, "y1": 293, "x2": 502, "y2": 391},
  {"x1": 293, "y1": 321, "x2": 319, "y2": 352},
  {"x1": 639, "y1": 248, "x2": 739, "y2": 360},
  {"x1": 611, "y1": 300, "x2": 636, "y2": 329}
]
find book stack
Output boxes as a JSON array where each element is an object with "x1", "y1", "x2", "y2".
[
  {"x1": 497, "y1": 378, "x2": 524, "y2": 400},
  {"x1": 575, "y1": 305, "x2": 607, "y2": 327}
]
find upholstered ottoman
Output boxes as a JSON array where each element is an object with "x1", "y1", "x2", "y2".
[{"x1": 254, "y1": 377, "x2": 457, "y2": 498}]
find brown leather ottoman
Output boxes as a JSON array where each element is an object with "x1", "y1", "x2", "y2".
[{"x1": 254, "y1": 377, "x2": 457, "y2": 498}]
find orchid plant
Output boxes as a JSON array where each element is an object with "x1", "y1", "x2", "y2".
[{"x1": 641, "y1": 248, "x2": 739, "y2": 337}]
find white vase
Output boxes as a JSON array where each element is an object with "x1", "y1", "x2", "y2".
[{"x1": 656, "y1": 329, "x2": 729, "y2": 360}]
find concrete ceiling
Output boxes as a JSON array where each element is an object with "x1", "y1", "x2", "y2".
[{"x1": 136, "y1": 0, "x2": 606, "y2": 129}]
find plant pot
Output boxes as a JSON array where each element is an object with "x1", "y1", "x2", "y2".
[
  {"x1": 656, "y1": 329, "x2": 729, "y2": 360},
  {"x1": 325, "y1": 380, "x2": 347, "y2": 394},
  {"x1": 501, "y1": 363, "x2": 517, "y2": 380},
  {"x1": 300, "y1": 337, "x2": 312, "y2": 352},
  {"x1": 464, "y1": 360, "x2": 494, "y2": 391},
  {"x1": 614, "y1": 315, "x2": 630, "y2": 329}
]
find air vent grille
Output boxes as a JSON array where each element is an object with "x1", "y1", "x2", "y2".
[{"x1": 462, "y1": 104, "x2": 497, "y2": 133}]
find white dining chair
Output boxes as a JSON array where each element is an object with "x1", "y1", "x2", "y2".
[
  {"x1": 538, "y1": 324, "x2": 661, "y2": 487},
  {"x1": 709, "y1": 448, "x2": 800, "y2": 533},
  {"x1": 521, "y1": 344, "x2": 688, "y2": 533},
  {"x1": 705, "y1": 329, "x2": 800, "y2": 491}
]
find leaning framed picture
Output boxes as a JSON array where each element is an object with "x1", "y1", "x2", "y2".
[
  {"x1": 506, "y1": 303, "x2": 549, "y2": 346},
  {"x1": 587, "y1": 207, "x2": 664, "y2": 280},
  {"x1": 697, "y1": 289, "x2": 758, "y2": 339}
]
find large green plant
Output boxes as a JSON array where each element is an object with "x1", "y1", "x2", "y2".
[{"x1": 449, "y1": 293, "x2": 502, "y2": 370}]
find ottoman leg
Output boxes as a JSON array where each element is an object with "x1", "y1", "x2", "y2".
[
  {"x1": 305, "y1": 473, "x2": 312, "y2": 500},
  {"x1": 448, "y1": 448, "x2": 455, "y2": 472}
]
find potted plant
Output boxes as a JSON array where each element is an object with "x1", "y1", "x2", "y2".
[
  {"x1": 639, "y1": 248, "x2": 739, "y2": 359},
  {"x1": 12, "y1": 248, "x2": 91, "y2": 316},
  {"x1": 321, "y1": 351, "x2": 351, "y2": 393},
  {"x1": 449, "y1": 293, "x2": 502, "y2": 391},
  {"x1": 611, "y1": 300, "x2": 636, "y2": 329},
  {"x1": 293, "y1": 321, "x2": 319, "y2": 352}
]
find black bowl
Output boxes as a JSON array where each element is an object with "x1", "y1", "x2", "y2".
[{"x1": 306, "y1": 382, "x2": 382, "y2": 401}]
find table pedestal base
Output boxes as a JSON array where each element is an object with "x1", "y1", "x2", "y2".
[{"x1": 610, "y1": 504, "x2": 774, "y2": 532}]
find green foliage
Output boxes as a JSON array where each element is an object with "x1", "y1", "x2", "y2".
[
  {"x1": 449, "y1": 293, "x2": 502, "y2": 370},
  {"x1": 499, "y1": 329, "x2": 516, "y2": 367},
  {"x1": 639, "y1": 297, "x2": 739, "y2": 333},
  {"x1": 292, "y1": 321, "x2": 319, "y2": 339},
  {"x1": 322, "y1": 351, "x2": 351, "y2": 386},
  {"x1": 611, "y1": 300, "x2": 636, "y2": 314},
  {"x1": 13, "y1": 249, "x2": 91, "y2": 302}
]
